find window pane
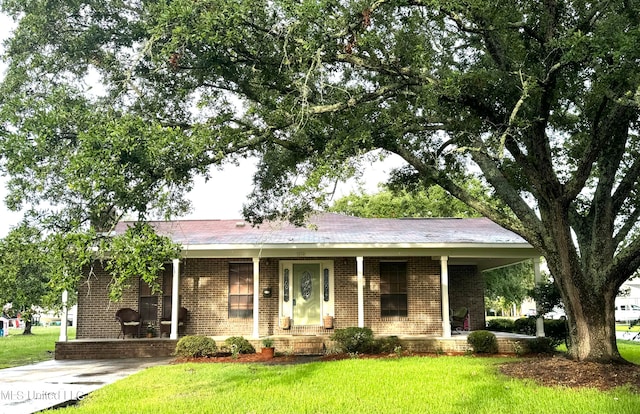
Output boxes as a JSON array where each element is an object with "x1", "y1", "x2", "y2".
[
  {"x1": 229, "y1": 263, "x2": 254, "y2": 318},
  {"x1": 380, "y1": 262, "x2": 407, "y2": 317},
  {"x1": 140, "y1": 297, "x2": 158, "y2": 322}
]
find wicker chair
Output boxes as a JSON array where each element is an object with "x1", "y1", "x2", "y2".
[
  {"x1": 159, "y1": 307, "x2": 188, "y2": 337},
  {"x1": 115, "y1": 308, "x2": 142, "y2": 339},
  {"x1": 451, "y1": 307, "x2": 469, "y2": 332}
]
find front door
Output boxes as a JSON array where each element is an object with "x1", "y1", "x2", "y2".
[{"x1": 293, "y1": 263, "x2": 321, "y2": 325}]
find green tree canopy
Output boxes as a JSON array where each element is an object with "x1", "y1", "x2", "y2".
[
  {"x1": 330, "y1": 185, "x2": 481, "y2": 218},
  {"x1": 1, "y1": 0, "x2": 640, "y2": 362},
  {"x1": 0, "y1": 224, "x2": 56, "y2": 334}
]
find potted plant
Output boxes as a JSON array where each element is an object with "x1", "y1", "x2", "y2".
[
  {"x1": 261, "y1": 337, "x2": 275, "y2": 358},
  {"x1": 146, "y1": 323, "x2": 156, "y2": 338},
  {"x1": 323, "y1": 314, "x2": 334, "y2": 329}
]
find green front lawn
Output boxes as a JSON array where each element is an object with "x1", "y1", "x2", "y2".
[
  {"x1": 58, "y1": 353, "x2": 640, "y2": 414},
  {"x1": 0, "y1": 326, "x2": 76, "y2": 369}
]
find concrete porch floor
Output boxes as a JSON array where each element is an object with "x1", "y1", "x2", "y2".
[{"x1": 56, "y1": 331, "x2": 535, "y2": 360}]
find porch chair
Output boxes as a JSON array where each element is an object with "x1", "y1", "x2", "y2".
[
  {"x1": 115, "y1": 308, "x2": 142, "y2": 339},
  {"x1": 159, "y1": 307, "x2": 188, "y2": 337},
  {"x1": 451, "y1": 307, "x2": 469, "y2": 332}
]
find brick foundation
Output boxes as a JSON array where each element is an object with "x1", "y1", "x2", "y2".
[{"x1": 55, "y1": 339, "x2": 178, "y2": 360}]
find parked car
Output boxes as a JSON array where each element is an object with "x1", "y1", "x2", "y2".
[
  {"x1": 543, "y1": 307, "x2": 566, "y2": 320},
  {"x1": 615, "y1": 304, "x2": 640, "y2": 323}
]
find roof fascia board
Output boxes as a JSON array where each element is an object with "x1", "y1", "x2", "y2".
[{"x1": 180, "y1": 245, "x2": 539, "y2": 260}]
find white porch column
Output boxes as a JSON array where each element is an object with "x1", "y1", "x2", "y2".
[
  {"x1": 252, "y1": 257, "x2": 260, "y2": 338},
  {"x1": 533, "y1": 257, "x2": 545, "y2": 337},
  {"x1": 170, "y1": 258, "x2": 181, "y2": 340},
  {"x1": 440, "y1": 256, "x2": 451, "y2": 338},
  {"x1": 356, "y1": 256, "x2": 364, "y2": 328},
  {"x1": 58, "y1": 290, "x2": 69, "y2": 342}
]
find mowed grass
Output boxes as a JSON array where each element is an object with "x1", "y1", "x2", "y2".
[
  {"x1": 619, "y1": 340, "x2": 640, "y2": 364},
  {"x1": 58, "y1": 352, "x2": 640, "y2": 414},
  {"x1": 0, "y1": 326, "x2": 76, "y2": 368}
]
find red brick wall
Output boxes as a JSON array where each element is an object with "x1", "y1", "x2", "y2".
[{"x1": 76, "y1": 257, "x2": 485, "y2": 339}]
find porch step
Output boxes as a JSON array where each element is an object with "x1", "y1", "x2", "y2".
[{"x1": 271, "y1": 336, "x2": 327, "y2": 355}]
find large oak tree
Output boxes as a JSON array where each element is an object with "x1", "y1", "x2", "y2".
[{"x1": 1, "y1": 0, "x2": 640, "y2": 361}]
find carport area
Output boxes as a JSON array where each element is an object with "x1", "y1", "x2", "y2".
[{"x1": 0, "y1": 357, "x2": 171, "y2": 414}]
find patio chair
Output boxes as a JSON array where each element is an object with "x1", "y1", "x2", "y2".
[
  {"x1": 159, "y1": 307, "x2": 188, "y2": 337},
  {"x1": 115, "y1": 308, "x2": 142, "y2": 339},
  {"x1": 451, "y1": 307, "x2": 469, "y2": 332}
]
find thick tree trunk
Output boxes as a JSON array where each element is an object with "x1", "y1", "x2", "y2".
[
  {"x1": 563, "y1": 288, "x2": 622, "y2": 362},
  {"x1": 539, "y1": 204, "x2": 624, "y2": 363},
  {"x1": 548, "y1": 271, "x2": 625, "y2": 363},
  {"x1": 22, "y1": 319, "x2": 33, "y2": 335}
]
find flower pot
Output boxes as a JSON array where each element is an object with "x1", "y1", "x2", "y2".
[
  {"x1": 323, "y1": 315, "x2": 334, "y2": 329},
  {"x1": 262, "y1": 347, "x2": 275, "y2": 359},
  {"x1": 280, "y1": 316, "x2": 291, "y2": 330}
]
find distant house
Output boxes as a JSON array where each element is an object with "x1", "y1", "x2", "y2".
[
  {"x1": 617, "y1": 280, "x2": 640, "y2": 307},
  {"x1": 74, "y1": 213, "x2": 539, "y2": 340}
]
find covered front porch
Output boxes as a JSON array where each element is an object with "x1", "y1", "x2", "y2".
[{"x1": 55, "y1": 332, "x2": 535, "y2": 360}]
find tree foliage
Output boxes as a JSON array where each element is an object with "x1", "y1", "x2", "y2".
[
  {"x1": 0, "y1": 224, "x2": 56, "y2": 333},
  {"x1": 330, "y1": 185, "x2": 481, "y2": 218},
  {"x1": 100, "y1": 222, "x2": 181, "y2": 302},
  {"x1": 2, "y1": 0, "x2": 640, "y2": 361},
  {"x1": 484, "y1": 262, "x2": 535, "y2": 311}
]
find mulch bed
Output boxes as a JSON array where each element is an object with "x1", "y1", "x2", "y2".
[
  {"x1": 175, "y1": 352, "x2": 640, "y2": 391},
  {"x1": 499, "y1": 355, "x2": 640, "y2": 391}
]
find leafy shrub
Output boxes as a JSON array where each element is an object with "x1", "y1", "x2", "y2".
[
  {"x1": 330, "y1": 327, "x2": 374, "y2": 353},
  {"x1": 224, "y1": 336, "x2": 256, "y2": 354},
  {"x1": 486, "y1": 318, "x2": 515, "y2": 332},
  {"x1": 174, "y1": 335, "x2": 218, "y2": 358},
  {"x1": 467, "y1": 330, "x2": 498, "y2": 354},
  {"x1": 544, "y1": 319, "x2": 568, "y2": 347},
  {"x1": 513, "y1": 317, "x2": 536, "y2": 335},
  {"x1": 373, "y1": 335, "x2": 402, "y2": 354},
  {"x1": 527, "y1": 337, "x2": 555, "y2": 354}
]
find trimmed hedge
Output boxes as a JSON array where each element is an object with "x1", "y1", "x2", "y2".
[
  {"x1": 331, "y1": 327, "x2": 375, "y2": 353},
  {"x1": 373, "y1": 335, "x2": 402, "y2": 354},
  {"x1": 175, "y1": 335, "x2": 218, "y2": 358},
  {"x1": 527, "y1": 337, "x2": 555, "y2": 354},
  {"x1": 502, "y1": 317, "x2": 568, "y2": 349},
  {"x1": 513, "y1": 317, "x2": 536, "y2": 335},
  {"x1": 486, "y1": 318, "x2": 515, "y2": 332},
  {"x1": 224, "y1": 336, "x2": 256, "y2": 354},
  {"x1": 467, "y1": 330, "x2": 498, "y2": 354}
]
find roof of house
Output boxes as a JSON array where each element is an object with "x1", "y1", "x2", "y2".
[
  {"x1": 119, "y1": 212, "x2": 528, "y2": 246},
  {"x1": 115, "y1": 213, "x2": 537, "y2": 270}
]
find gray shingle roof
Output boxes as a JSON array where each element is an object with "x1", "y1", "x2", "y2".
[{"x1": 116, "y1": 213, "x2": 529, "y2": 246}]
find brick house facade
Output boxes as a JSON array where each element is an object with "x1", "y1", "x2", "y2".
[{"x1": 75, "y1": 213, "x2": 537, "y2": 340}]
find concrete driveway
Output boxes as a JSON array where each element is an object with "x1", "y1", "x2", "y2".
[{"x1": 0, "y1": 357, "x2": 171, "y2": 414}]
